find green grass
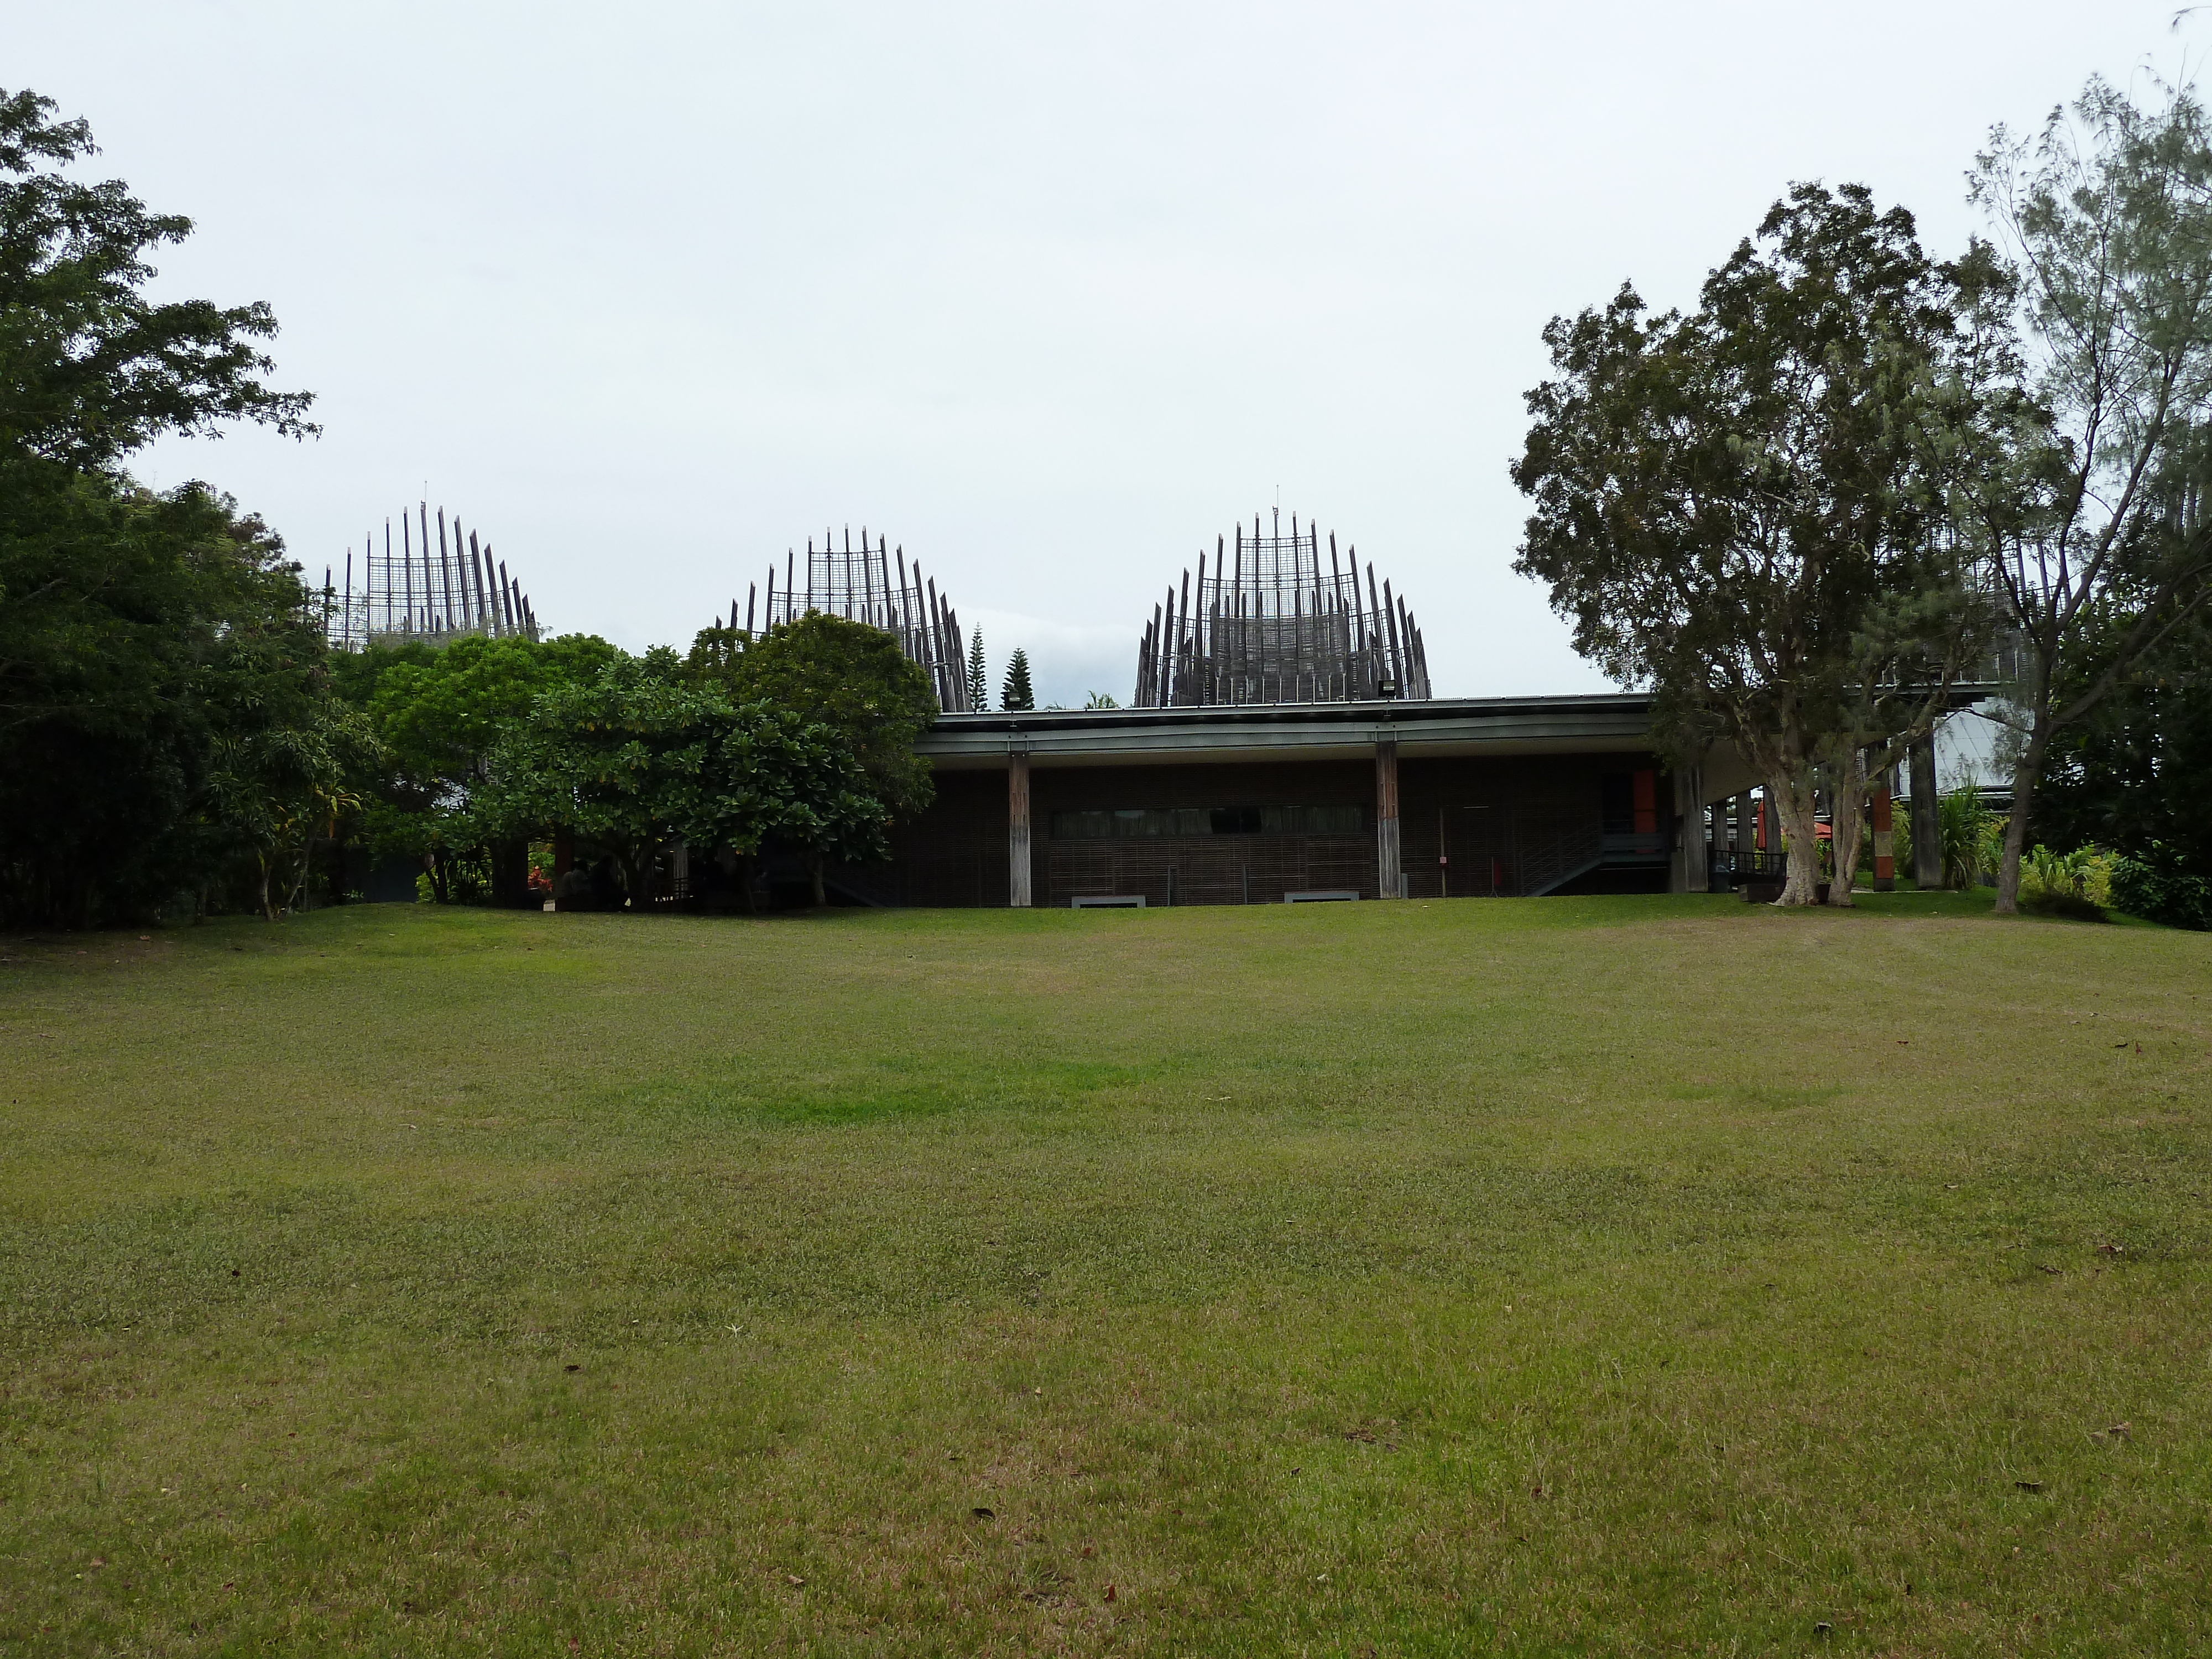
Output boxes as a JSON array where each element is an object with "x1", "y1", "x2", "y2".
[{"x1": 2, "y1": 894, "x2": 2208, "y2": 1655}]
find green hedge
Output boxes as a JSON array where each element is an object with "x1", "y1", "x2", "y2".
[{"x1": 2109, "y1": 843, "x2": 2212, "y2": 930}]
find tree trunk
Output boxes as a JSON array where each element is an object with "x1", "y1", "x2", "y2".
[
  {"x1": 1772, "y1": 774, "x2": 1824, "y2": 906},
  {"x1": 1996, "y1": 662, "x2": 2054, "y2": 917},
  {"x1": 808, "y1": 851, "x2": 827, "y2": 907},
  {"x1": 1996, "y1": 728, "x2": 2047, "y2": 917},
  {"x1": 1827, "y1": 750, "x2": 1866, "y2": 909}
]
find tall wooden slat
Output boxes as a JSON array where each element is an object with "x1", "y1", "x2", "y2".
[
  {"x1": 427, "y1": 507, "x2": 448, "y2": 630},
  {"x1": 1382, "y1": 579, "x2": 1403, "y2": 693},
  {"x1": 466, "y1": 533, "x2": 493, "y2": 637}
]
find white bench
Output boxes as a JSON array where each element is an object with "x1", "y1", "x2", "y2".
[
  {"x1": 1071, "y1": 895, "x2": 1147, "y2": 908},
  {"x1": 1284, "y1": 889, "x2": 1361, "y2": 903}
]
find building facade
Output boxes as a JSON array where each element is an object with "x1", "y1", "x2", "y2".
[{"x1": 828, "y1": 696, "x2": 1761, "y2": 908}]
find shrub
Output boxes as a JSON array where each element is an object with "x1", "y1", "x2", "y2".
[
  {"x1": 2108, "y1": 843, "x2": 2212, "y2": 930},
  {"x1": 1936, "y1": 782, "x2": 2005, "y2": 888},
  {"x1": 2016, "y1": 844, "x2": 2107, "y2": 920}
]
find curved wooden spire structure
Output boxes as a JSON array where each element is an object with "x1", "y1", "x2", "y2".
[
  {"x1": 322, "y1": 504, "x2": 540, "y2": 649},
  {"x1": 728, "y1": 525, "x2": 973, "y2": 713},
  {"x1": 1133, "y1": 510, "x2": 1430, "y2": 708}
]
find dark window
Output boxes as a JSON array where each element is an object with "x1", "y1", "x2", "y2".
[
  {"x1": 1601, "y1": 773, "x2": 1635, "y2": 835},
  {"x1": 1049, "y1": 804, "x2": 1366, "y2": 839}
]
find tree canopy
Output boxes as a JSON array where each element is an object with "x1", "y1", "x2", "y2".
[
  {"x1": 0, "y1": 89, "x2": 314, "y2": 468},
  {"x1": 0, "y1": 472, "x2": 360, "y2": 924},
  {"x1": 0, "y1": 88, "x2": 333, "y2": 927},
  {"x1": 338, "y1": 632, "x2": 622, "y2": 904},
  {"x1": 482, "y1": 654, "x2": 889, "y2": 905},
  {"x1": 688, "y1": 612, "x2": 937, "y2": 821},
  {"x1": 1514, "y1": 182, "x2": 1995, "y2": 904},
  {"x1": 1965, "y1": 74, "x2": 2212, "y2": 911}
]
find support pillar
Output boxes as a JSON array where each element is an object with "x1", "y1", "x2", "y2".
[
  {"x1": 1007, "y1": 749, "x2": 1032, "y2": 908},
  {"x1": 1910, "y1": 733, "x2": 1940, "y2": 889},
  {"x1": 1375, "y1": 737, "x2": 1401, "y2": 898},
  {"x1": 1871, "y1": 768, "x2": 1895, "y2": 892},
  {"x1": 1672, "y1": 765, "x2": 1708, "y2": 892}
]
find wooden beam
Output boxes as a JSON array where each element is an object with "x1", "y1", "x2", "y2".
[
  {"x1": 1007, "y1": 748, "x2": 1032, "y2": 908},
  {"x1": 1673, "y1": 764, "x2": 1708, "y2": 893},
  {"x1": 1375, "y1": 736, "x2": 1401, "y2": 899}
]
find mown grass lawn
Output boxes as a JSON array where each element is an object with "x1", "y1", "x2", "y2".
[{"x1": 1, "y1": 893, "x2": 2207, "y2": 1656}]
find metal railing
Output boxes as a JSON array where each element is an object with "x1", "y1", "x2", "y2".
[{"x1": 1709, "y1": 848, "x2": 1790, "y2": 888}]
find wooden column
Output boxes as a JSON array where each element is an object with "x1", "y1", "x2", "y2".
[
  {"x1": 1375, "y1": 737, "x2": 1401, "y2": 898},
  {"x1": 1871, "y1": 768, "x2": 1896, "y2": 891},
  {"x1": 1910, "y1": 733, "x2": 1940, "y2": 888},
  {"x1": 1008, "y1": 749, "x2": 1032, "y2": 908},
  {"x1": 1672, "y1": 765, "x2": 1708, "y2": 892}
]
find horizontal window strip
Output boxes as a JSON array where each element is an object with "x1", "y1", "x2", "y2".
[{"x1": 1050, "y1": 805, "x2": 1368, "y2": 839}]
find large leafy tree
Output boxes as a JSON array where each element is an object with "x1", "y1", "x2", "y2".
[
  {"x1": 2033, "y1": 597, "x2": 2212, "y2": 870},
  {"x1": 0, "y1": 474, "x2": 358, "y2": 924},
  {"x1": 687, "y1": 612, "x2": 937, "y2": 821},
  {"x1": 1965, "y1": 75, "x2": 2212, "y2": 912},
  {"x1": 199, "y1": 627, "x2": 376, "y2": 921},
  {"x1": 1513, "y1": 183, "x2": 1992, "y2": 905},
  {"x1": 0, "y1": 88, "x2": 321, "y2": 926},
  {"x1": 0, "y1": 88, "x2": 314, "y2": 467},
  {"x1": 482, "y1": 655, "x2": 888, "y2": 906},
  {"x1": 343, "y1": 632, "x2": 620, "y2": 904}
]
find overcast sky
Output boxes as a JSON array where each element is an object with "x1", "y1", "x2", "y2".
[{"x1": 8, "y1": 2, "x2": 2197, "y2": 705}]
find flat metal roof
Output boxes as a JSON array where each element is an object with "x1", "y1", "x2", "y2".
[{"x1": 919, "y1": 694, "x2": 1662, "y2": 769}]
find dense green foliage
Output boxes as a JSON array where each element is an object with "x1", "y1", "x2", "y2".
[
  {"x1": 1515, "y1": 75, "x2": 2212, "y2": 909},
  {"x1": 2109, "y1": 842, "x2": 2212, "y2": 930},
  {"x1": 2034, "y1": 603, "x2": 2212, "y2": 874},
  {"x1": 0, "y1": 90, "x2": 315, "y2": 467},
  {"x1": 688, "y1": 612, "x2": 937, "y2": 821},
  {"x1": 1965, "y1": 77, "x2": 2212, "y2": 909},
  {"x1": 0, "y1": 88, "x2": 335, "y2": 927},
  {"x1": 482, "y1": 651, "x2": 890, "y2": 904},
  {"x1": 0, "y1": 89, "x2": 935, "y2": 927},
  {"x1": 339, "y1": 632, "x2": 622, "y2": 904},
  {"x1": 1512, "y1": 184, "x2": 1995, "y2": 906},
  {"x1": 0, "y1": 466, "x2": 364, "y2": 924}
]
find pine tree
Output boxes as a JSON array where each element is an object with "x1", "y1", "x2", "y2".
[
  {"x1": 966, "y1": 631, "x2": 989, "y2": 711},
  {"x1": 1000, "y1": 649, "x2": 1035, "y2": 712}
]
